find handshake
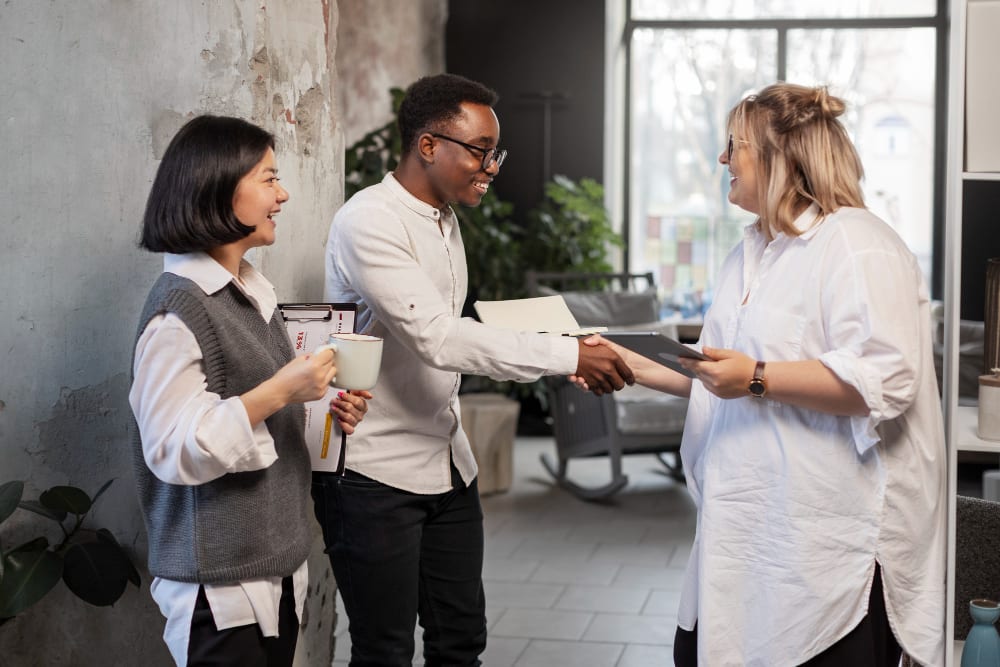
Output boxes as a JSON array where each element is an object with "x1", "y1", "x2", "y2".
[{"x1": 571, "y1": 337, "x2": 635, "y2": 396}]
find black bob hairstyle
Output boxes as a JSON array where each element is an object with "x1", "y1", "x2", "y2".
[
  {"x1": 140, "y1": 115, "x2": 275, "y2": 254},
  {"x1": 397, "y1": 73, "x2": 498, "y2": 155}
]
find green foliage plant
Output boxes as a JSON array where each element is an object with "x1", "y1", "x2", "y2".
[
  {"x1": 453, "y1": 191, "x2": 523, "y2": 302},
  {"x1": 0, "y1": 479, "x2": 140, "y2": 626},
  {"x1": 521, "y1": 174, "x2": 622, "y2": 280},
  {"x1": 344, "y1": 87, "x2": 406, "y2": 199}
]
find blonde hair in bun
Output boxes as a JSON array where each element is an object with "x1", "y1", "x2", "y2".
[{"x1": 727, "y1": 82, "x2": 865, "y2": 237}]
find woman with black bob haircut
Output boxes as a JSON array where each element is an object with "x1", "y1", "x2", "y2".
[
  {"x1": 130, "y1": 114, "x2": 370, "y2": 666},
  {"x1": 140, "y1": 115, "x2": 274, "y2": 253}
]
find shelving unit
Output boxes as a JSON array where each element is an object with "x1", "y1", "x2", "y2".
[
  {"x1": 945, "y1": 1, "x2": 1000, "y2": 664},
  {"x1": 954, "y1": 405, "x2": 1000, "y2": 453}
]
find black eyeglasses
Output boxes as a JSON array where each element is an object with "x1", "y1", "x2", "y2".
[{"x1": 431, "y1": 133, "x2": 507, "y2": 170}]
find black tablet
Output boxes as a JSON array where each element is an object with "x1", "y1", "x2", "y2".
[{"x1": 603, "y1": 331, "x2": 708, "y2": 378}]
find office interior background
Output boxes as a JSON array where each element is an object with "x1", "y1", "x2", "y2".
[{"x1": 1, "y1": 0, "x2": 998, "y2": 663}]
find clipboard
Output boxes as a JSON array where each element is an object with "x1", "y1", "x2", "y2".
[
  {"x1": 602, "y1": 330, "x2": 708, "y2": 379},
  {"x1": 280, "y1": 303, "x2": 357, "y2": 472}
]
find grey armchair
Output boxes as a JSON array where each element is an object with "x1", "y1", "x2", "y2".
[{"x1": 526, "y1": 271, "x2": 690, "y2": 500}]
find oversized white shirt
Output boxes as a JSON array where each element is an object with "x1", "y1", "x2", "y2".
[
  {"x1": 324, "y1": 173, "x2": 579, "y2": 493},
  {"x1": 678, "y1": 205, "x2": 946, "y2": 666},
  {"x1": 129, "y1": 253, "x2": 307, "y2": 666}
]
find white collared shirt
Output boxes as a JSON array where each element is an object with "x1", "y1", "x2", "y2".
[
  {"x1": 129, "y1": 253, "x2": 307, "y2": 666},
  {"x1": 678, "y1": 206, "x2": 946, "y2": 666},
  {"x1": 324, "y1": 173, "x2": 579, "y2": 493}
]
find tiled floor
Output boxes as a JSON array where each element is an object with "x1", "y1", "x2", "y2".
[{"x1": 332, "y1": 436, "x2": 697, "y2": 666}]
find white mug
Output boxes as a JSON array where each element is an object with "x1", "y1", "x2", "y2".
[{"x1": 315, "y1": 333, "x2": 383, "y2": 390}]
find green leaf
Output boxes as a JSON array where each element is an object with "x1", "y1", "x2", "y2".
[
  {"x1": 61, "y1": 542, "x2": 129, "y2": 606},
  {"x1": 96, "y1": 529, "x2": 141, "y2": 588},
  {"x1": 17, "y1": 500, "x2": 65, "y2": 523},
  {"x1": 0, "y1": 547, "x2": 63, "y2": 618},
  {"x1": 0, "y1": 481, "x2": 23, "y2": 525},
  {"x1": 40, "y1": 486, "x2": 91, "y2": 515}
]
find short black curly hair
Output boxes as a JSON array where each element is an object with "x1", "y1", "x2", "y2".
[{"x1": 397, "y1": 73, "x2": 499, "y2": 155}]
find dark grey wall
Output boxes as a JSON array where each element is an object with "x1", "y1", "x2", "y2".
[
  {"x1": 961, "y1": 181, "x2": 1000, "y2": 321},
  {"x1": 445, "y1": 0, "x2": 605, "y2": 221}
]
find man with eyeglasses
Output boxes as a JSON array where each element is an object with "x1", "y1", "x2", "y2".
[{"x1": 316, "y1": 73, "x2": 633, "y2": 666}]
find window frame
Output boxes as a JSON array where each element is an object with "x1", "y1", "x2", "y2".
[{"x1": 610, "y1": 0, "x2": 950, "y2": 300}]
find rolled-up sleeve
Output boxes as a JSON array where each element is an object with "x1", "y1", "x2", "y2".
[
  {"x1": 817, "y1": 237, "x2": 923, "y2": 455},
  {"x1": 129, "y1": 314, "x2": 278, "y2": 485}
]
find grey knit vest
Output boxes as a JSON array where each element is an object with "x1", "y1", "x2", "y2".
[{"x1": 131, "y1": 272, "x2": 312, "y2": 583}]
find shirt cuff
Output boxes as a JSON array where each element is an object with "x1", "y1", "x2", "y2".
[
  {"x1": 194, "y1": 397, "x2": 279, "y2": 473},
  {"x1": 549, "y1": 335, "x2": 582, "y2": 376},
  {"x1": 818, "y1": 351, "x2": 883, "y2": 455}
]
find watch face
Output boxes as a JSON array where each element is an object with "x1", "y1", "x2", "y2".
[{"x1": 749, "y1": 379, "x2": 766, "y2": 397}]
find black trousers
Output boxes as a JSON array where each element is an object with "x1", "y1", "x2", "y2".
[
  {"x1": 673, "y1": 563, "x2": 901, "y2": 667},
  {"x1": 186, "y1": 576, "x2": 298, "y2": 667},
  {"x1": 312, "y1": 467, "x2": 487, "y2": 667}
]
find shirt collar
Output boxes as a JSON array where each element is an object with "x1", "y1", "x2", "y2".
[
  {"x1": 163, "y1": 252, "x2": 277, "y2": 316},
  {"x1": 790, "y1": 203, "x2": 824, "y2": 240},
  {"x1": 383, "y1": 172, "x2": 448, "y2": 223},
  {"x1": 745, "y1": 203, "x2": 825, "y2": 245}
]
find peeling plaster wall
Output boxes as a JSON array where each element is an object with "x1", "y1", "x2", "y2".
[
  {"x1": 0, "y1": 0, "x2": 448, "y2": 662},
  {"x1": 0, "y1": 0, "x2": 341, "y2": 663},
  {"x1": 336, "y1": 0, "x2": 448, "y2": 146}
]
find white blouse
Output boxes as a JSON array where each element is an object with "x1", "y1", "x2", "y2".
[
  {"x1": 678, "y1": 206, "x2": 946, "y2": 666},
  {"x1": 129, "y1": 253, "x2": 307, "y2": 666}
]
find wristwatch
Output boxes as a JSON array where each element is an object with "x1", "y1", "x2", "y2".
[{"x1": 748, "y1": 360, "x2": 767, "y2": 398}]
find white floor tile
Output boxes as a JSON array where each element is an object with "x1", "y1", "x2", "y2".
[
  {"x1": 612, "y1": 564, "x2": 686, "y2": 590},
  {"x1": 553, "y1": 584, "x2": 650, "y2": 614},
  {"x1": 529, "y1": 560, "x2": 620, "y2": 586},
  {"x1": 483, "y1": 556, "x2": 541, "y2": 583},
  {"x1": 582, "y1": 613, "x2": 676, "y2": 645},
  {"x1": 618, "y1": 643, "x2": 676, "y2": 666},
  {"x1": 513, "y1": 639, "x2": 624, "y2": 667},
  {"x1": 485, "y1": 580, "x2": 565, "y2": 609},
  {"x1": 490, "y1": 608, "x2": 594, "y2": 641},
  {"x1": 481, "y1": 636, "x2": 529, "y2": 667},
  {"x1": 642, "y1": 589, "x2": 682, "y2": 615}
]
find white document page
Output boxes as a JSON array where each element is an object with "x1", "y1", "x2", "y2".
[
  {"x1": 473, "y1": 295, "x2": 607, "y2": 336},
  {"x1": 280, "y1": 304, "x2": 356, "y2": 472}
]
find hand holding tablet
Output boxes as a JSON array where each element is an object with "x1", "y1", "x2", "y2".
[{"x1": 601, "y1": 331, "x2": 708, "y2": 378}]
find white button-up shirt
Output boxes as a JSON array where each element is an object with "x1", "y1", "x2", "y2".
[
  {"x1": 129, "y1": 253, "x2": 307, "y2": 666},
  {"x1": 324, "y1": 173, "x2": 579, "y2": 493},
  {"x1": 679, "y1": 206, "x2": 946, "y2": 666}
]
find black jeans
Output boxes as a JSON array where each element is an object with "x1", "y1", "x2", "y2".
[{"x1": 312, "y1": 467, "x2": 487, "y2": 667}]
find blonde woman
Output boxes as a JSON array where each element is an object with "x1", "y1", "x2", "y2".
[{"x1": 580, "y1": 84, "x2": 945, "y2": 666}]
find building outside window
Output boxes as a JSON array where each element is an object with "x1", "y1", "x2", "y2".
[{"x1": 610, "y1": 0, "x2": 945, "y2": 318}]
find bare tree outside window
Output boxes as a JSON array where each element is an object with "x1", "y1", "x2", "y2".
[{"x1": 623, "y1": 1, "x2": 940, "y2": 317}]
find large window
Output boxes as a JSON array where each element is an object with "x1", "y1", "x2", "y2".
[{"x1": 614, "y1": 0, "x2": 946, "y2": 318}]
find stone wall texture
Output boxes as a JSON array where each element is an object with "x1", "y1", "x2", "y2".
[{"x1": 0, "y1": 0, "x2": 444, "y2": 663}]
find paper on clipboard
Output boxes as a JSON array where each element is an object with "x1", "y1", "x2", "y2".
[{"x1": 280, "y1": 303, "x2": 357, "y2": 472}]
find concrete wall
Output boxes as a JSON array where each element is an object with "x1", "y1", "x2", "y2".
[
  {"x1": 0, "y1": 1, "x2": 330, "y2": 664},
  {"x1": 337, "y1": 0, "x2": 448, "y2": 146}
]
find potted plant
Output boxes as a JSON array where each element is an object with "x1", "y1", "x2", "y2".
[{"x1": 0, "y1": 479, "x2": 140, "y2": 625}]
